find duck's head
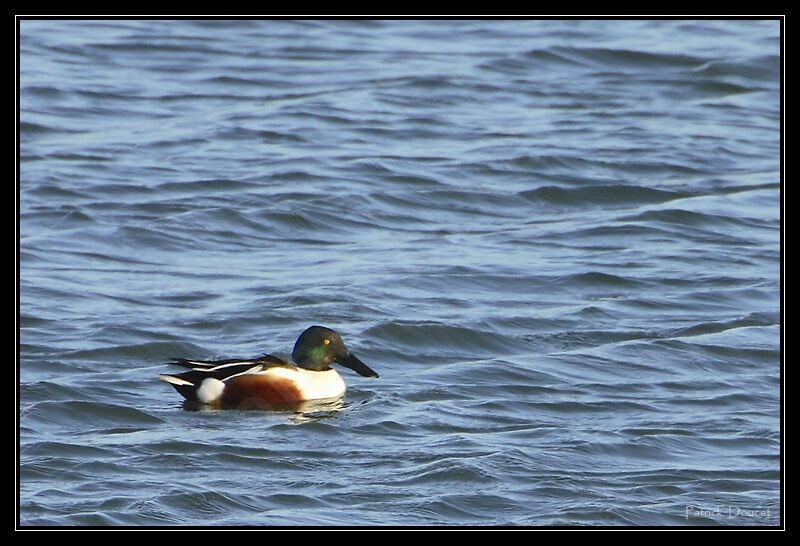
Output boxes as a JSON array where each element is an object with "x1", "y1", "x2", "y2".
[{"x1": 292, "y1": 325, "x2": 379, "y2": 378}]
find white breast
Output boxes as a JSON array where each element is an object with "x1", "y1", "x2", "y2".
[{"x1": 258, "y1": 367, "x2": 346, "y2": 401}]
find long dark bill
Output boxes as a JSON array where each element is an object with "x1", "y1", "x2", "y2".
[{"x1": 335, "y1": 351, "x2": 379, "y2": 378}]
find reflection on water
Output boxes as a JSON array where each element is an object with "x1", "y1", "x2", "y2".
[
  {"x1": 181, "y1": 395, "x2": 347, "y2": 420},
  {"x1": 288, "y1": 398, "x2": 348, "y2": 423}
]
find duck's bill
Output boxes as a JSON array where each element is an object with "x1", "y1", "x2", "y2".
[{"x1": 336, "y1": 351, "x2": 379, "y2": 378}]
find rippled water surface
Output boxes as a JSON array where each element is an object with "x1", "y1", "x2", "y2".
[{"x1": 18, "y1": 19, "x2": 782, "y2": 527}]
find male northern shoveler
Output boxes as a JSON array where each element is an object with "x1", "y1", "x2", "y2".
[{"x1": 159, "y1": 325, "x2": 378, "y2": 409}]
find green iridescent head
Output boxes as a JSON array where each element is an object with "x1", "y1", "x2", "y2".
[{"x1": 291, "y1": 326, "x2": 379, "y2": 378}]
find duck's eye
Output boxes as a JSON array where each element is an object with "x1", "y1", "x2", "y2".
[{"x1": 323, "y1": 338, "x2": 330, "y2": 345}]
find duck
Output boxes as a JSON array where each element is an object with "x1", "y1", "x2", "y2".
[{"x1": 159, "y1": 325, "x2": 378, "y2": 409}]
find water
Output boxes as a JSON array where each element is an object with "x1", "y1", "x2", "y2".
[{"x1": 18, "y1": 19, "x2": 782, "y2": 527}]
